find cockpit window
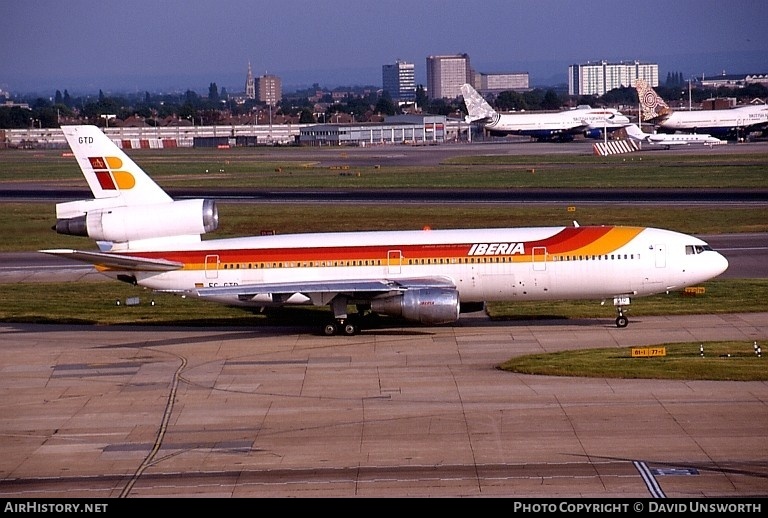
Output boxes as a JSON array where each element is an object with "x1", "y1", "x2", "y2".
[{"x1": 686, "y1": 245, "x2": 713, "y2": 255}]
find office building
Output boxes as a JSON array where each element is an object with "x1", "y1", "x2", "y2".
[
  {"x1": 426, "y1": 54, "x2": 473, "y2": 100},
  {"x1": 382, "y1": 60, "x2": 416, "y2": 102},
  {"x1": 568, "y1": 60, "x2": 658, "y2": 96},
  {"x1": 257, "y1": 74, "x2": 282, "y2": 106},
  {"x1": 479, "y1": 72, "x2": 529, "y2": 94}
]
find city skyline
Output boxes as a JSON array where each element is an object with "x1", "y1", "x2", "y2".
[{"x1": 2, "y1": 0, "x2": 767, "y2": 95}]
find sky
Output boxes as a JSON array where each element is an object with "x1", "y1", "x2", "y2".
[{"x1": 2, "y1": 0, "x2": 767, "y2": 95}]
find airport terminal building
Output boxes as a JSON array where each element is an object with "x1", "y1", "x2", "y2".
[
  {"x1": 299, "y1": 115, "x2": 448, "y2": 146},
  {"x1": 1, "y1": 115, "x2": 459, "y2": 149}
]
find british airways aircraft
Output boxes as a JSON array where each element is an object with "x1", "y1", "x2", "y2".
[
  {"x1": 635, "y1": 79, "x2": 768, "y2": 139},
  {"x1": 461, "y1": 83, "x2": 630, "y2": 141},
  {"x1": 43, "y1": 125, "x2": 728, "y2": 335}
]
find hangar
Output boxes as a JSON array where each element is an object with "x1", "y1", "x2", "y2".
[{"x1": 299, "y1": 115, "x2": 447, "y2": 146}]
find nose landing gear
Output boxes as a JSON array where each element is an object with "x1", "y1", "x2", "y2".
[{"x1": 615, "y1": 307, "x2": 629, "y2": 328}]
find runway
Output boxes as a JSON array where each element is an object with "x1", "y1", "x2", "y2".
[{"x1": 1, "y1": 313, "x2": 767, "y2": 498}]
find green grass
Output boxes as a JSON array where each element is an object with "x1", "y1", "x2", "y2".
[
  {"x1": 499, "y1": 342, "x2": 767, "y2": 381},
  {"x1": 0, "y1": 282, "x2": 262, "y2": 326},
  {"x1": 3, "y1": 147, "x2": 768, "y2": 189},
  {"x1": 487, "y1": 279, "x2": 768, "y2": 320},
  {"x1": 0, "y1": 279, "x2": 762, "y2": 327}
]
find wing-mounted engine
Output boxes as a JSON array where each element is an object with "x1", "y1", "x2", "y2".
[
  {"x1": 370, "y1": 287, "x2": 460, "y2": 325},
  {"x1": 54, "y1": 198, "x2": 218, "y2": 244},
  {"x1": 583, "y1": 128, "x2": 604, "y2": 139}
]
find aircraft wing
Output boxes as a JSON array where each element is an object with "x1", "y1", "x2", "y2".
[
  {"x1": 192, "y1": 276, "x2": 456, "y2": 303},
  {"x1": 40, "y1": 249, "x2": 184, "y2": 272}
]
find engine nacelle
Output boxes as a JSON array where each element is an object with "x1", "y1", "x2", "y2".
[
  {"x1": 55, "y1": 198, "x2": 218, "y2": 243},
  {"x1": 370, "y1": 288, "x2": 460, "y2": 325},
  {"x1": 583, "y1": 128, "x2": 604, "y2": 139}
]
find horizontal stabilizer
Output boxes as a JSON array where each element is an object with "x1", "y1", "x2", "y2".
[{"x1": 40, "y1": 249, "x2": 183, "y2": 271}]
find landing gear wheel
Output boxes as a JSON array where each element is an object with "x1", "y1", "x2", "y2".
[
  {"x1": 616, "y1": 315, "x2": 629, "y2": 328},
  {"x1": 322, "y1": 322, "x2": 338, "y2": 336},
  {"x1": 322, "y1": 319, "x2": 359, "y2": 336},
  {"x1": 342, "y1": 321, "x2": 359, "y2": 336}
]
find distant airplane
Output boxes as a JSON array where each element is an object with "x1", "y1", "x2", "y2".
[
  {"x1": 634, "y1": 79, "x2": 768, "y2": 140},
  {"x1": 43, "y1": 125, "x2": 728, "y2": 334},
  {"x1": 461, "y1": 83, "x2": 630, "y2": 142},
  {"x1": 622, "y1": 123, "x2": 725, "y2": 149}
]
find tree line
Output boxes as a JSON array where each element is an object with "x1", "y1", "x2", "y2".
[{"x1": 2, "y1": 80, "x2": 766, "y2": 130}]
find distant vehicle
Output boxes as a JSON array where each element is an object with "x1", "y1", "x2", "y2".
[
  {"x1": 635, "y1": 79, "x2": 768, "y2": 140},
  {"x1": 622, "y1": 123, "x2": 725, "y2": 149},
  {"x1": 43, "y1": 125, "x2": 729, "y2": 333},
  {"x1": 461, "y1": 83, "x2": 630, "y2": 142}
]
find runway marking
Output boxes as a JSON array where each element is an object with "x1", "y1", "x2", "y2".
[{"x1": 633, "y1": 461, "x2": 666, "y2": 498}]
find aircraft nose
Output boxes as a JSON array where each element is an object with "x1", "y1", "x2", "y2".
[
  {"x1": 713, "y1": 251, "x2": 729, "y2": 277},
  {"x1": 704, "y1": 251, "x2": 729, "y2": 280}
]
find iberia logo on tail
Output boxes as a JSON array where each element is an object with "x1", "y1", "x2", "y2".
[{"x1": 88, "y1": 156, "x2": 136, "y2": 190}]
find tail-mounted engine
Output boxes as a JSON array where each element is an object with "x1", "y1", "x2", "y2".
[
  {"x1": 55, "y1": 198, "x2": 218, "y2": 243},
  {"x1": 370, "y1": 288, "x2": 460, "y2": 325}
]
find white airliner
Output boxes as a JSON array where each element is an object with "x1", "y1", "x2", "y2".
[
  {"x1": 43, "y1": 125, "x2": 728, "y2": 334},
  {"x1": 635, "y1": 79, "x2": 768, "y2": 139},
  {"x1": 622, "y1": 123, "x2": 725, "y2": 149},
  {"x1": 461, "y1": 83, "x2": 630, "y2": 141}
]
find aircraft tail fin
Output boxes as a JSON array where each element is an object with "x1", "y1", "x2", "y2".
[
  {"x1": 61, "y1": 125, "x2": 172, "y2": 206},
  {"x1": 622, "y1": 123, "x2": 648, "y2": 141},
  {"x1": 55, "y1": 125, "x2": 218, "y2": 251},
  {"x1": 634, "y1": 79, "x2": 672, "y2": 123},
  {"x1": 460, "y1": 84, "x2": 498, "y2": 122}
]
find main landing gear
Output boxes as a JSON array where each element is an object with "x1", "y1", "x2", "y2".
[
  {"x1": 322, "y1": 318, "x2": 360, "y2": 336},
  {"x1": 322, "y1": 296, "x2": 361, "y2": 336}
]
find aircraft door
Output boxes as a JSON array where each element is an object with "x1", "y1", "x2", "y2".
[
  {"x1": 387, "y1": 250, "x2": 402, "y2": 274},
  {"x1": 205, "y1": 254, "x2": 220, "y2": 279},
  {"x1": 532, "y1": 246, "x2": 547, "y2": 271},
  {"x1": 654, "y1": 244, "x2": 666, "y2": 268}
]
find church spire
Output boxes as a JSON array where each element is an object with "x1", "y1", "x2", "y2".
[{"x1": 245, "y1": 62, "x2": 255, "y2": 100}]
